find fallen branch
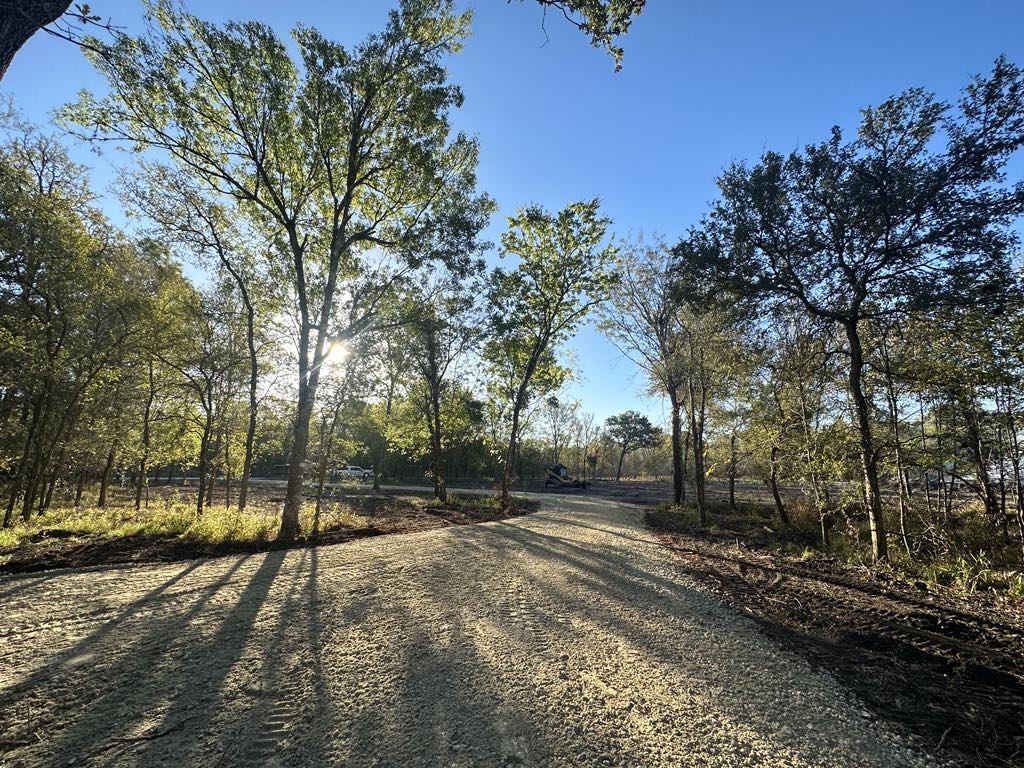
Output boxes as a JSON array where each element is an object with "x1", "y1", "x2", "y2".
[
  {"x1": 89, "y1": 713, "x2": 199, "y2": 759},
  {"x1": 111, "y1": 715, "x2": 198, "y2": 743},
  {"x1": 937, "y1": 725, "x2": 953, "y2": 750}
]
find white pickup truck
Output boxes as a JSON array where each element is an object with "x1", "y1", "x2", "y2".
[{"x1": 335, "y1": 465, "x2": 373, "y2": 480}]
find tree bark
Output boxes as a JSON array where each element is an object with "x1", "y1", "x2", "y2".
[
  {"x1": 768, "y1": 444, "x2": 789, "y2": 526},
  {"x1": 965, "y1": 395, "x2": 1005, "y2": 538},
  {"x1": 429, "y1": 398, "x2": 447, "y2": 503},
  {"x1": 97, "y1": 443, "x2": 116, "y2": 508},
  {"x1": 39, "y1": 445, "x2": 65, "y2": 513},
  {"x1": 728, "y1": 431, "x2": 738, "y2": 511},
  {"x1": 681, "y1": 429, "x2": 690, "y2": 504},
  {"x1": 0, "y1": 1, "x2": 73, "y2": 81},
  {"x1": 424, "y1": 324, "x2": 447, "y2": 503},
  {"x1": 502, "y1": 394, "x2": 525, "y2": 509},
  {"x1": 74, "y1": 468, "x2": 85, "y2": 507},
  {"x1": 4, "y1": 392, "x2": 45, "y2": 526},
  {"x1": 279, "y1": 323, "x2": 325, "y2": 539},
  {"x1": 206, "y1": 459, "x2": 217, "y2": 510},
  {"x1": 919, "y1": 396, "x2": 935, "y2": 515},
  {"x1": 235, "y1": 274, "x2": 259, "y2": 512},
  {"x1": 196, "y1": 405, "x2": 213, "y2": 518},
  {"x1": 224, "y1": 435, "x2": 231, "y2": 509},
  {"x1": 843, "y1": 320, "x2": 887, "y2": 562},
  {"x1": 136, "y1": 361, "x2": 155, "y2": 511},
  {"x1": 1005, "y1": 392, "x2": 1024, "y2": 558},
  {"x1": 13, "y1": 391, "x2": 50, "y2": 524},
  {"x1": 687, "y1": 378, "x2": 706, "y2": 525},
  {"x1": 881, "y1": 339, "x2": 912, "y2": 555}
]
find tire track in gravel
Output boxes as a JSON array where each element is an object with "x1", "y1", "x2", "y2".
[{"x1": 1, "y1": 493, "x2": 950, "y2": 768}]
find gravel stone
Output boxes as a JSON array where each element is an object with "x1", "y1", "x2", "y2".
[{"x1": 0, "y1": 494, "x2": 946, "y2": 767}]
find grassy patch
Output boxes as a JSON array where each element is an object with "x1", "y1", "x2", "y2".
[
  {"x1": 0, "y1": 493, "x2": 365, "y2": 573},
  {"x1": 647, "y1": 498, "x2": 1024, "y2": 599},
  {"x1": 0, "y1": 486, "x2": 537, "y2": 574},
  {"x1": 0, "y1": 498, "x2": 362, "y2": 551}
]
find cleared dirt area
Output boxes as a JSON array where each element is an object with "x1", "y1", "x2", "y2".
[
  {"x1": 646, "y1": 504, "x2": 1024, "y2": 768},
  {"x1": 0, "y1": 493, "x2": 944, "y2": 767}
]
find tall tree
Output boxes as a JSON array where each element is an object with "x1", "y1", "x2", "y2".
[
  {"x1": 404, "y1": 275, "x2": 483, "y2": 502},
  {"x1": 125, "y1": 163, "x2": 273, "y2": 512},
  {"x1": 604, "y1": 409, "x2": 660, "y2": 481},
  {"x1": 68, "y1": 0, "x2": 489, "y2": 540},
  {"x1": 599, "y1": 238, "x2": 688, "y2": 502},
  {"x1": 484, "y1": 199, "x2": 617, "y2": 507},
  {"x1": 704, "y1": 58, "x2": 1024, "y2": 561},
  {"x1": 0, "y1": 125, "x2": 163, "y2": 524}
]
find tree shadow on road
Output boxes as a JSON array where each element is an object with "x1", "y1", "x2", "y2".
[
  {"x1": 450, "y1": 510, "x2": 941, "y2": 766},
  {"x1": 0, "y1": 551, "x2": 286, "y2": 766}
]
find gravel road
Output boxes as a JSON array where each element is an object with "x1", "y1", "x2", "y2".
[{"x1": 0, "y1": 494, "x2": 942, "y2": 768}]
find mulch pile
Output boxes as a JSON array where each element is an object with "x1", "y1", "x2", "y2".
[{"x1": 646, "y1": 507, "x2": 1024, "y2": 768}]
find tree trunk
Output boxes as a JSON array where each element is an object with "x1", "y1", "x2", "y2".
[
  {"x1": 965, "y1": 395, "x2": 1004, "y2": 538},
  {"x1": 796, "y1": 381, "x2": 828, "y2": 543},
  {"x1": 687, "y1": 378, "x2": 706, "y2": 525},
  {"x1": 843, "y1": 320, "x2": 887, "y2": 562},
  {"x1": 4, "y1": 393, "x2": 44, "y2": 526},
  {"x1": 669, "y1": 385, "x2": 683, "y2": 504},
  {"x1": 728, "y1": 431, "x2": 738, "y2": 511},
  {"x1": 238, "y1": 298, "x2": 258, "y2": 512},
  {"x1": 40, "y1": 445, "x2": 65, "y2": 513},
  {"x1": 920, "y1": 396, "x2": 935, "y2": 515},
  {"x1": 881, "y1": 339, "x2": 912, "y2": 555},
  {"x1": 423, "y1": 324, "x2": 448, "y2": 503},
  {"x1": 136, "y1": 361, "x2": 155, "y2": 511},
  {"x1": 0, "y1": 1, "x2": 73, "y2": 81},
  {"x1": 18, "y1": 396, "x2": 52, "y2": 523},
  {"x1": 224, "y1": 436, "x2": 231, "y2": 509},
  {"x1": 429, "y1": 399, "x2": 447, "y2": 503},
  {"x1": 768, "y1": 444, "x2": 789, "y2": 526},
  {"x1": 1005, "y1": 392, "x2": 1024, "y2": 558},
  {"x1": 207, "y1": 463, "x2": 217, "y2": 510},
  {"x1": 279, "y1": 366, "x2": 319, "y2": 539},
  {"x1": 501, "y1": 395, "x2": 525, "y2": 509},
  {"x1": 74, "y1": 468, "x2": 85, "y2": 507},
  {"x1": 97, "y1": 443, "x2": 117, "y2": 508},
  {"x1": 996, "y1": 424, "x2": 1008, "y2": 523},
  {"x1": 615, "y1": 446, "x2": 626, "y2": 482},
  {"x1": 7, "y1": 390, "x2": 51, "y2": 525},
  {"x1": 196, "y1": 407, "x2": 213, "y2": 518},
  {"x1": 681, "y1": 429, "x2": 690, "y2": 504}
]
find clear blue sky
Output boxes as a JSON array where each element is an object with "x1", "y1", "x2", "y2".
[{"x1": 5, "y1": 1, "x2": 1024, "y2": 426}]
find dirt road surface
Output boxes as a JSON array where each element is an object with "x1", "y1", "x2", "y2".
[{"x1": 0, "y1": 494, "x2": 943, "y2": 768}]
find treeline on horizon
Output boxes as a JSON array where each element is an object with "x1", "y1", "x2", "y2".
[{"x1": 2, "y1": 0, "x2": 1024, "y2": 590}]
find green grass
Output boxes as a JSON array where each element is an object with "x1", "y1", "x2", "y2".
[
  {"x1": 0, "y1": 496, "x2": 362, "y2": 552},
  {"x1": 649, "y1": 497, "x2": 1024, "y2": 598},
  {"x1": 910, "y1": 551, "x2": 1024, "y2": 596}
]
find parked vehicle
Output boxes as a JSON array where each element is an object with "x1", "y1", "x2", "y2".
[{"x1": 334, "y1": 465, "x2": 373, "y2": 480}]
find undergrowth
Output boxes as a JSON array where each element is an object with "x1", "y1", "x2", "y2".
[
  {"x1": 651, "y1": 498, "x2": 1024, "y2": 599},
  {"x1": 0, "y1": 495, "x2": 362, "y2": 552}
]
